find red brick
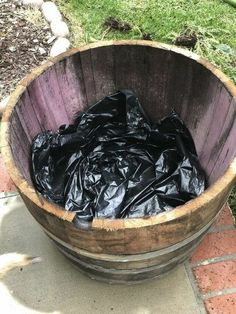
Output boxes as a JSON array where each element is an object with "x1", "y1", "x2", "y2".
[
  {"x1": 0, "y1": 154, "x2": 16, "y2": 192},
  {"x1": 193, "y1": 260, "x2": 236, "y2": 294},
  {"x1": 191, "y1": 230, "x2": 236, "y2": 262},
  {"x1": 205, "y1": 294, "x2": 236, "y2": 314},
  {"x1": 213, "y1": 205, "x2": 234, "y2": 227}
]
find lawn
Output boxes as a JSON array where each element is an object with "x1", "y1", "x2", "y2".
[
  {"x1": 58, "y1": 0, "x2": 236, "y2": 214},
  {"x1": 58, "y1": 0, "x2": 236, "y2": 82}
]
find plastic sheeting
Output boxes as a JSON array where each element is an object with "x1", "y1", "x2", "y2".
[{"x1": 31, "y1": 90, "x2": 206, "y2": 222}]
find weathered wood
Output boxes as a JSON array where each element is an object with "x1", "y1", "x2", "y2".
[
  {"x1": 91, "y1": 45, "x2": 115, "y2": 101},
  {"x1": 1, "y1": 41, "x2": 236, "y2": 283},
  {"x1": 53, "y1": 57, "x2": 88, "y2": 122},
  {"x1": 80, "y1": 49, "x2": 97, "y2": 105}
]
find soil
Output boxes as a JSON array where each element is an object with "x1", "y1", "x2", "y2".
[
  {"x1": 0, "y1": 0, "x2": 52, "y2": 100},
  {"x1": 175, "y1": 30, "x2": 198, "y2": 49},
  {"x1": 142, "y1": 32, "x2": 153, "y2": 41},
  {"x1": 104, "y1": 17, "x2": 132, "y2": 32}
]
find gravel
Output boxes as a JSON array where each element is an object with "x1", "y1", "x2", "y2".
[{"x1": 0, "y1": 0, "x2": 52, "y2": 99}]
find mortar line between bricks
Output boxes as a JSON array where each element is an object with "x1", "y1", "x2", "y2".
[
  {"x1": 190, "y1": 253, "x2": 236, "y2": 268},
  {"x1": 184, "y1": 261, "x2": 207, "y2": 314},
  {"x1": 202, "y1": 287, "x2": 236, "y2": 300},
  {"x1": 209, "y1": 225, "x2": 236, "y2": 233}
]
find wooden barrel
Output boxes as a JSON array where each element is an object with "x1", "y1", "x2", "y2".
[{"x1": 1, "y1": 41, "x2": 236, "y2": 284}]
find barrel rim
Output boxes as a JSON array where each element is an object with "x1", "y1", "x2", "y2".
[{"x1": 1, "y1": 40, "x2": 236, "y2": 228}]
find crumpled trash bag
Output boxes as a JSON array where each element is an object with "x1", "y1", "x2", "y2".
[{"x1": 31, "y1": 90, "x2": 206, "y2": 222}]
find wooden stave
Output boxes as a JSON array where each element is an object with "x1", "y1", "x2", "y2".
[
  {"x1": 19, "y1": 178, "x2": 233, "y2": 256},
  {"x1": 43, "y1": 213, "x2": 214, "y2": 271}
]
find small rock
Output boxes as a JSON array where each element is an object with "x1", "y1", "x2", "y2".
[
  {"x1": 33, "y1": 39, "x2": 39, "y2": 43},
  {"x1": 50, "y1": 20, "x2": 69, "y2": 37},
  {"x1": 41, "y1": 2, "x2": 62, "y2": 23},
  {"x1": 216, "y1": 44, "x2": 235, "y2": 55},
  {"x1": 47, "y1": 35, "x2": 56, "y2": 44},
  {"x1": 22, "y1": 0, "x2": 44, "y2": 6},
  {"x1": 13, "y1": 0, "x2": 23, "y2": 4},
  {"x1": 8, "y1": 46, "x2": 16, "y2": 52},
  {"x1": 0, "y1": 96, "x2": 10, "y2": 117},
  {"x1": 50, "y1": 37, "x2": 70, "y2": 57},
  {"x1": 38, "y1": 47, "x2": 47, "y2": 55}
]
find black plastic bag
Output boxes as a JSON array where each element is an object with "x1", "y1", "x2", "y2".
[{"x1": 31, "y1": 90, "x2": 206, "y2": 222}]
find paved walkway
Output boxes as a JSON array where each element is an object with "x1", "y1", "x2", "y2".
[{"x1": 0, "y1": 149, "x2": 236, "y2": 314}]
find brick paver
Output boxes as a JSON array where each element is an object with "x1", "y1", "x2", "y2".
[
  {"x1": 213, "y1": 205, "x2": 234, "y2": 227},
  {"x1": 189, "y1": 204, "x2": 236, "y2": 314},
  {"x1": 191, "y1": 230, "x2": 236, "y2": 263},
  {"x1": 193, "y1": 260, "x2": 236, "y2": 294},
  {"x1": 205, "y1": 294, "x2": 236, "y2": 314},
  {"x1": 0, "y1": 154, "x2": 16, "y2": 193}
]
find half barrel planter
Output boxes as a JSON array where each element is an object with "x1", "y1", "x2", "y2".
[{"x1": 1, "y1": 41, "x2": 236, "y2": 284}]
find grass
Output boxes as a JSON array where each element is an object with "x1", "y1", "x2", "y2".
[
  {"x1": 58, "y1": 0, "x2": 236, "y2": 82},
  {"x1": 58, "y1": 0, "x2": 236, "y2": 214},
  {"x1": 19, "y1": 7, "x2": 48, "y2": 28},
  {"x1": 228, "y1": 186, "x2": 236, "y2": 217}
]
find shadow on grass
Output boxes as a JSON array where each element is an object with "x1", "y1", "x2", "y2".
[{"x1": 228, "y1": 185, "x2": 236, "y2": 219}]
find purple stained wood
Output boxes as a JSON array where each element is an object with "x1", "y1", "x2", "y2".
[
  {"x1": 54, "y1": 56, "x2": 88, "y2": 122},
  {"x1": 208, "y1": 98, "x2": 236, "y2": 183},
  {"x1": 80, "y1": 49, "x2": 97, "y2": 105},
  {"x1": 114, "y1": 45, "x2": 170, "y2": 119},
  {"x1": 27, "y1": 79, "x2": 56, "y2": 131},
  {"x1": 8, "y1": 44, "x2": 236, "y2": 188},
  {"x1": 164, "y1": 52, "x2": 193, "y2": 119},
  {"x1": 37, "y1": 66, "x2": 70, "y2": 126},
  {"x1": 192, "y1": 76, "x2": 220, "y2": 156},
  {"x1": 10, "y1": 111, "x2": 32, "y2": 183},
  {"x1": 199, "y1": 86, "x2": 232, "y2": 176},
  {"x1": 91, "y1": 46, "x2": 115, "y2": 101},
  {"x1": 16, "y1": 92, "x2": 43, "y2": 141}
]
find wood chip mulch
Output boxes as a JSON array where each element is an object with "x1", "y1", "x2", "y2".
[{"x1": 0, "y1": 0, "x2": 53, "y2": 99}]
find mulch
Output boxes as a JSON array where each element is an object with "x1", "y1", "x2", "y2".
[{"x1": 0, "y1": 0, "x2": 52, "y2": 99}]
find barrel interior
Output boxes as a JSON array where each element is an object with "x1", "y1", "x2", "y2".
[{"x1": 9, "y1": 44, "x2": 236, "y2": 189}]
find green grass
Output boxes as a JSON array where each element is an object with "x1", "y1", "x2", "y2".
[
  {"x1": 228, "y1": 186, "x2": 236, "y2": 217},
  {"x1": 58, "y1": 0, "x2": 236, "y2": 215},
  {"x1": 58, "y1": 0, "x2": 236, "y2": 82}
]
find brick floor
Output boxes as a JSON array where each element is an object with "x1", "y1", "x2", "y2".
[
  {"x1": 190, "y1": 230, "x2": 236, "y2": 263},
  {"x1": 189, "y1": 203, "x2": 236, "y2": 314},
  {"x1": 213, "y1": 205, "x2": 234, "y2": 227},
  {"x1": 0, "y1": 154, "x2": 16, "y2": 193},
  {"x1": 205, "y1": 294, "x2": 236, "y2": 314},
  {"x1": 193, "y1": 260, "x2": 236, "y2": 294}
]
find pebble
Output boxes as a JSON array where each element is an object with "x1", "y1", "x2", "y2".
[
  {"x1": 8, "y1": 46, "x2": 16, "y2": 52},
  {"x1": 38, "y1": 47, "x2": 47, "y2": 55},
  {"x1": 0, "y1": 96, "x2": 10, "y2": 117},
  {"x1": 50, "y1": 20, "x2": 69, "y2": 37},
  {"x1": 47, "y1": 35, "x2": 56, "y2": 44},
  {"x1": 41, "y1": 2, "x2": 62, "y2": 23},
  {"x1": 22, "y1": 0, "x2": 44, "y2": 6},
  {"x1": 50, "y1": 37, "x2": 70, "y2": 57}
]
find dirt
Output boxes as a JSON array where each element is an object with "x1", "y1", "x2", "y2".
[
  {"x1": 0, "y1": 0, "x2": 52, "y2": 100},
  {"x1": 142, "y1": 32, "x2": 153, "y2": 41},
  {"x1": 103, "y1": 17, "x2": 132, "y2": 32},
  {"x1": 174, "y1": 29, "x2": 198, "y2": 49}
]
